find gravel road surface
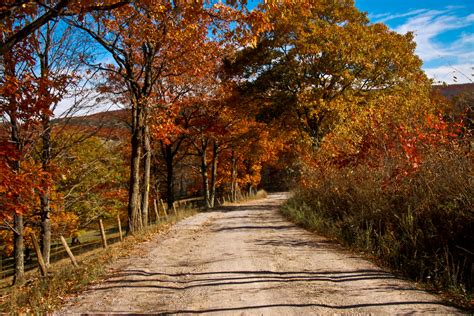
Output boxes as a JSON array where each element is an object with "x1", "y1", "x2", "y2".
[{"x1": 59, "y1": 193, "x2": 459, "y2": 314}]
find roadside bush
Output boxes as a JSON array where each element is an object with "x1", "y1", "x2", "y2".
[{"x1": 282, "y1": 111, "x2": 473, "y2": 303}]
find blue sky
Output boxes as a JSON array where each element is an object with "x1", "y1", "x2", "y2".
[{"x1": 355, "y1": 0, "x2": 474, "y2": 84}]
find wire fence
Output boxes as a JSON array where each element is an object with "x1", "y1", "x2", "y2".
[
  {"x1": 0, "y1": 197, "x2": 206, "y2": 279},
  {"x1": 0, "y1": 191, "x2": 261, "y2": 280}
]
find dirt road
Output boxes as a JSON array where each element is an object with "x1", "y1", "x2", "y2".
[{"x1": 59, "y1": 193, "x2": 459, "y2": 314}]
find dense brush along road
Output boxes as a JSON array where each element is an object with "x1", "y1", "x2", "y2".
[{"x1": 59, "y1": 193, "x2": 459, "y2": 314}]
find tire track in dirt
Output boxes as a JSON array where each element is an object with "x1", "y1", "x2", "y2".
[{"x1": 58, "y1": 193, "x2": 460, "y2": 314}]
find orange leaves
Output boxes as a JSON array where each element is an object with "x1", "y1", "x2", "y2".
[
  {"x1": 399, "y1": 129, "x2": 422, "y2": 171},
  {"x1": 1, "y1": 74, "x2": 52, "y2": 120},
  {"x1": 1, "y1": 60, "x2": 56, "y2": 223},
  {"x1": 397, "y1": 114, "x2": 464, "y2": 173},
  {"x1": 317, "y1": 103, "x2": 466, "y2": 190},
  {"x1": 0, "y1": 155, "x2": 51, "y2": 219},
  {"x1": 151, "y1": 104, "x2": 184, "y2": 145}
]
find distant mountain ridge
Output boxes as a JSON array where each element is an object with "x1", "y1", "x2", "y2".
[
  {"x1": 57, "y1": 109, "x2": 130, "y2": 127},
  {"x1": 433, "y1": 83, "x2": 474, "y2": 99},
  {"x1": 60, "y1": 83, "x2": 474, "y2": 132},
  {"x1": 51, "y1": 109, "x2": 130, "y2": 140}
]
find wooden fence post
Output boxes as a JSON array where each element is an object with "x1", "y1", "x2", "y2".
[
  {"x1": 30, "y1": 233, "x2": 47, "y2": 276},
  {"x1": 172, "y1": 202, "x2": 178, "y2": 216},
  {"x1": 60, "y1": 236, "x2": 79, "y2": 268},
  {"x1": 99, "y1": 219, "x2": 108, "y2": 248},
  {"x1": 160, "y1": 199, "x2": 168, "y2": 217},
  {"x1": 154, "y1": 199, "x2": 160, "y2": 222},
  {"x1": 117, "y1": 215, "x2": 123, "y2": 242}
]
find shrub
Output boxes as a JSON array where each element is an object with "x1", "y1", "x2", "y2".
[
  {"x1": 283, "y1": 106, "x2": 473, "y2": 306},
  {"x1": 283, "y1": 144, "x2": 473, "y2": 300}
]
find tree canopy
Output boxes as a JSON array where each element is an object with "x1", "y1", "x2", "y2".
[{"x1": 2, "y1": 0, "x2": 465, "y2": 288}]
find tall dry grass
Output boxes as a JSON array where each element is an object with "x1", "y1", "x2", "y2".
[{"x1": 282, "y1": 144, "x2": 473, "y2": 303}]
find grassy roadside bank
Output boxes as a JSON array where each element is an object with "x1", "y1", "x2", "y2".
[
  {"x1": 281, "y1": 192, "x2": 473, "y2": 311},
  {"x1": 0, "y1": 209, "x2": 197, "y2": 314},
  {"x1": 223, "y1": 190, "x2": 268, "y2": 206}
]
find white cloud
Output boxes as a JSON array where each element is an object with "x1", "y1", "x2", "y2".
[
  {"x1": 369, "y1": 12, "x2": 391, "y2": 20},
  {"x1": 393, "y1": 9, "x2": 473, "y2": 62},
  {"x1": 446, "y1": 5, "x2": 465, "y2": 10},
  {"x1": 424, "y1": 63, "x2": 474, "y2": 84},
  {"x1": 372, "y1": 9, "x2": 429, "y2": 23},
  {"x1": 372, "y1": 7, "x2": 473, "y2": 84},
  {"x1": 467, "y1": 13, "x2": 474, "y2": 23},
  {"x1": 458, "y1": 33, "x2": 474, "y2": 45}
]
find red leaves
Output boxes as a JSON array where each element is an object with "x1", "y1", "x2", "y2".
[
  {"x1": 1, "y1": 74, "x2": 59, "y2": 126},
  {"x1": 307, "y1": 100, "x2": 467, "y2": 194},
  {"x1": 0, "y1": 155, "x2": 51, "y2": 219},
  {"x1": 398, "y1": 114, "x2": 463, "y2": 175},
  {"x1": 151, "y1": 104, "x2": 185, "y2": 145}
]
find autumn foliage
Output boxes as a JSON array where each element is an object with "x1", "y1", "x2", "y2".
[{"x1": 1, "y1": 0, "x2": 472, "y2": 301}]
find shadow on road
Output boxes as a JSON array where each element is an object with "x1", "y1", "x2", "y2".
[
  {"x1": 92, "y1": 269, "x2": 408, "y2": 292},
  {"x1": 91, "y1": 269, "x2": 454, "y2": 312},
  {"x1": 253, "y1": 237, "x2": 336, "y2": 249},
  {"x1": 213, "y1": 204, "x2": 279, "y2": 213},
  {"x1": 160, "y1": 301, "x2": 452, "y2": 314},
  {"x1": 213, "y1": 225, "x2": 296, "y2": 232}
]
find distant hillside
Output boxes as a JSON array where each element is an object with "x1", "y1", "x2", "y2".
[
  {"x1": 5, "y1": 84, "x2": 471, "y2": 141},
  {"x1": 59, "y1": 109, "x2": 130, "y2": 127},
  {"x1": 53, "y1": 109, "x2": 131, "y2": 140},
  {"x1": 433, "y1": 83, "x2": 474, "y2": 100}
]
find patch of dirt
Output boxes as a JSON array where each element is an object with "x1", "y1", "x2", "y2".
[{"x1": 58, "y1": 193, "x2": 460, "y2": 314}]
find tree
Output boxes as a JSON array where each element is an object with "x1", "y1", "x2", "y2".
[
  {"x1": 185, "y1": 77, "x2": 282, "y2": 205},
  {"x1": 72, "y1": 1, "x2": 243, "y2": 231},
  {"x1": 0, "y1": 21, "x2": 52, "y2": 284},
  {"x1": 228, "y1": 1, "x2": 428, "y2": 147},
  {"x1": 55, "y1": 132, "x2": 128, "y2": 231},
  {"x1": 189, "y1": 103, "x2": 230, "y2": 208},
  {"x1": 0, "y1": 0, "x2": 129, "y2": 56},
  {"x1": 27, "y1": 17, "x2": 94, "y2": 266},
  {"x1": 222, "y1": 115, "x2": 282, "y2": 200},
  {"x1": 1, "y1": 4, "x2": 101, "y2": 280},
  {"x1": 153, "y1": 103, "x2": 191, "y2": 209}
]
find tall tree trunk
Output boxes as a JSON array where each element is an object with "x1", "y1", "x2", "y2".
[
  {"x1": 11, "y1": 117, "x2": 24, "y2": 285},
  {"x1": 138, "y1": 41, "x2": 155, "y2": 225},
  {"x1": 128, "y1": 105, "x2": 143, "y2": 233},
  {"x1": 40, "y1": 194, "x2": 51, "y2": 265},
  {"x1": 231, "y1": 148, "x2": 237, "y2": 202},
  {"x1": 40, "y1": 116, "x2": 52, "y2": 265},
  {"x1": 164, "y1": 144, "x2": 175, "y2": 209},
  {"x1": 38, "y1": 22, "x2": 52, "y2": 266},
  {"x1": 200, "y1": 140, "x2": 210, "y2": 208},
  {"x1": 140, "y1": 124, "x2": 151, "y2": 227},
  {"x1": 210, "y1": 141, "x2": 219, "y2": 208},
  {"x1": 13, "y1": 214, "x2": 25, "y2": 285},
  {"x1": 5, "y1": 45, "x2": 25, "y2": 285}
]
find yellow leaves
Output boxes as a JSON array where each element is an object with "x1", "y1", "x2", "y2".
[
  {"x1": 342, "y1": 69, "x2": 352, "y2": 80},
  {"x1": 250, "y1": 35, "x2": 258, "y2": 47}
]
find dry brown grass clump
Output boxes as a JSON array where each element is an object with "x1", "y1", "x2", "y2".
[{"x1": 282, "y1": 146, "x2": 473, "y2": 308}]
